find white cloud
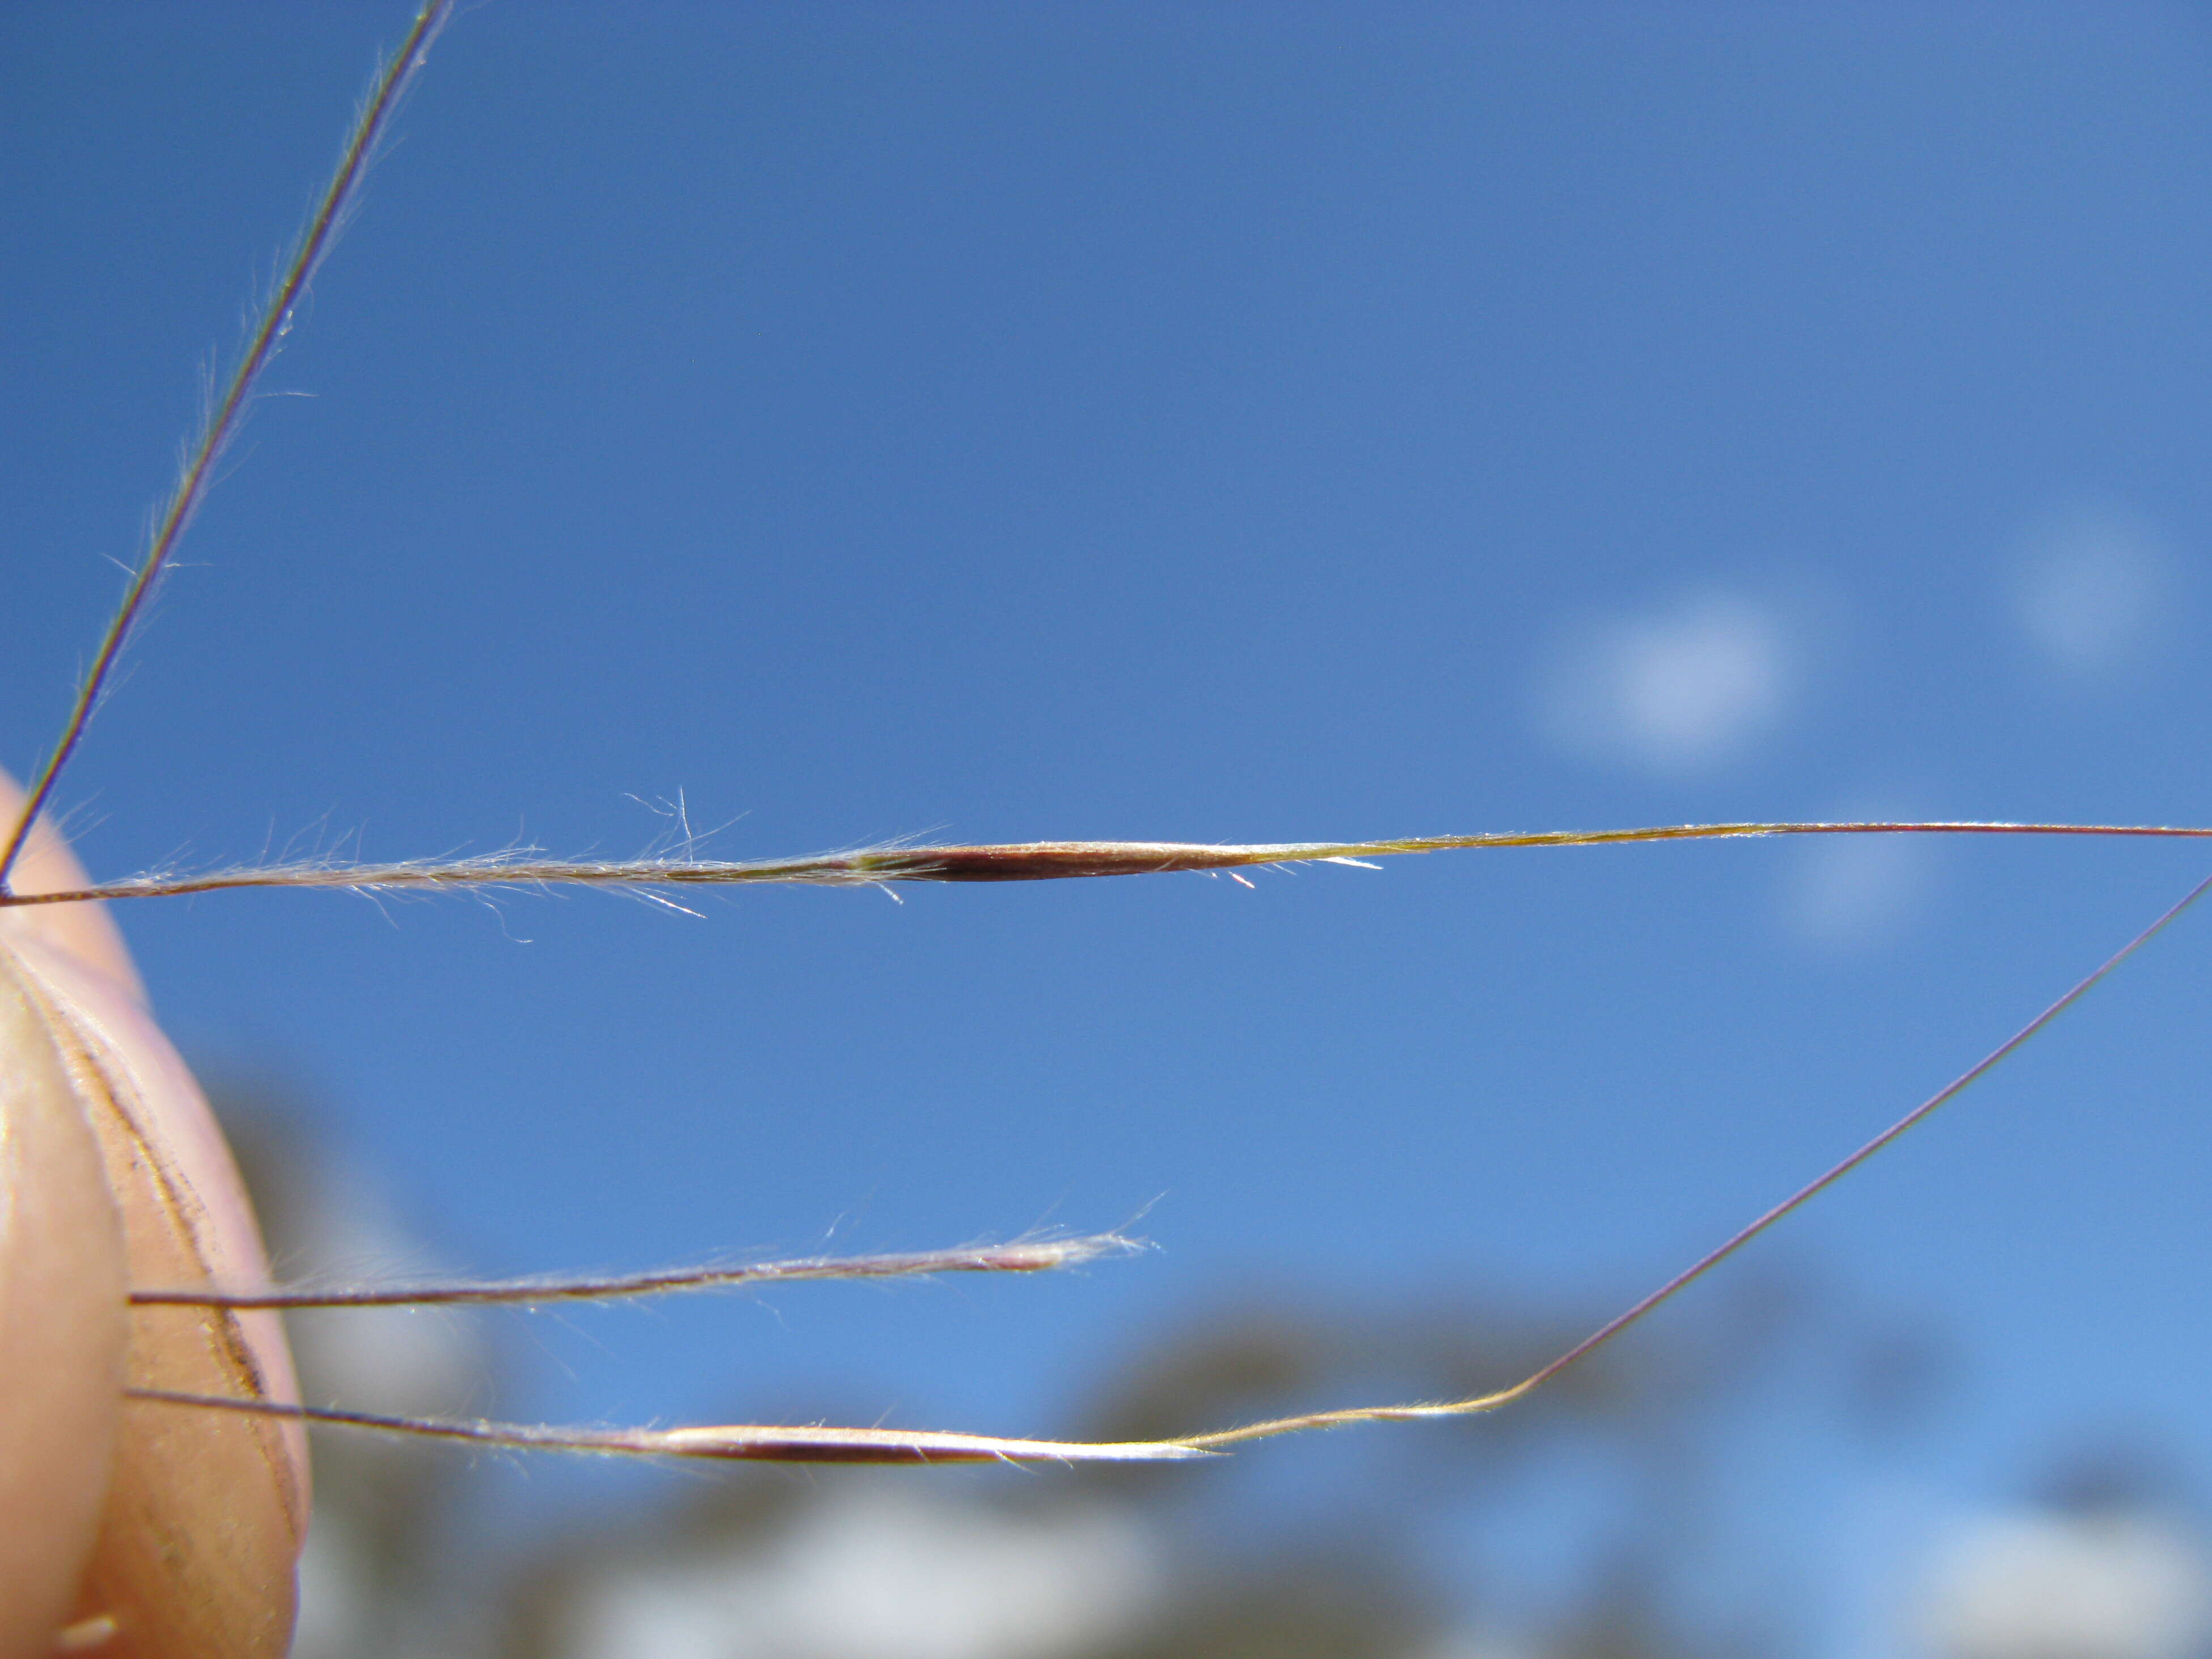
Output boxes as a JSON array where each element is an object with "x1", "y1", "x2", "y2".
[
  {"x1": 555, "y1": 1487, "x2": 1164, "y2": 1659},
  {"x1": 1781, "y1": 830, "x2": 1934, "y2": 952},
  {"x1": 1536, "y1": 591, "x2": 1796, "y2": 775},
  {"x1": 1919, "y1": 1510, "x2": 2212, "y2": 1659},
  {"x1": 2011, "y1": 505, "x2": 2175, "y2": 683}
]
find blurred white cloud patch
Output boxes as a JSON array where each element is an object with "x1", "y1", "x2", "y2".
[
  {"x1": 1919, "y1": 1509, "x2": 2212, "y2": 1659},
  {"x1": 2011, "y1": 505, "x2": 2177, "y2": 684},
  {"x1": 1782, "y1": 829, "x2": 1935, "y2": 952},
  {"x1": 1536, "y1": 592, "x2": 1797, "y2": 776},
  {"x1": 552, "y1": 1487, "x2": 1164, "y2": 1659}
]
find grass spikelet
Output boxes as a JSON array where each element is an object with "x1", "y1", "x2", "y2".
[
  {"x1": 2, "y1": 818, "x2": 2209, "y2": 910},
  {"x1": 130, "y1": 1230, "x2": 1143, "y2": 1310}
]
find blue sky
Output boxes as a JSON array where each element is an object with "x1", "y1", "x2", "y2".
[{"x1": 6, "y1": 2, "x2": 2212, "y2": 1640}]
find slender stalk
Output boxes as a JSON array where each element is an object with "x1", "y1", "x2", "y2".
[
  {"x1": 130, "y1": 1231, "x2": 1137, "y2": 1310},
  {"x1": 1181, "y1": 866, "x2": 2212, "y2": 1449},
  {"x1": 0, "y1": 0, "x2": 454, "y2": 890},
  {"x1": 5, "y1": 819, "x2": 2209, "y2": 909}
]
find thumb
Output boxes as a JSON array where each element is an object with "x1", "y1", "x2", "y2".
[{"x1": 0, "y1": 778, "x2": 305, "y2": 1659}]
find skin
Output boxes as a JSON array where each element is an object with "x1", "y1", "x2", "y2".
[{"x1": 0, "y1": 772, "x2": 304, "y2": 1659}]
